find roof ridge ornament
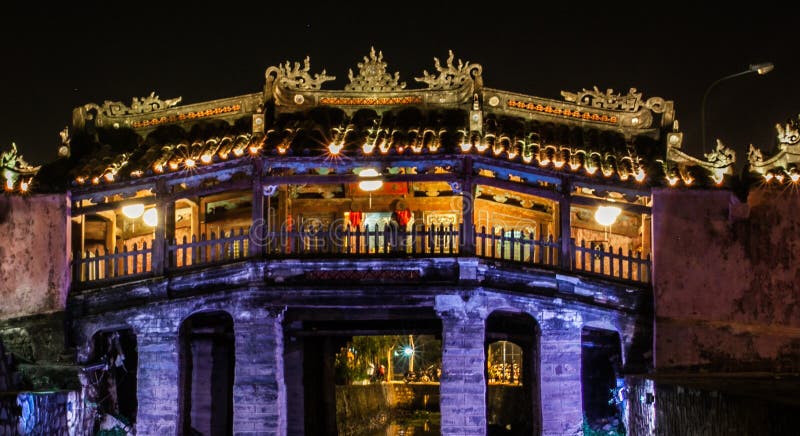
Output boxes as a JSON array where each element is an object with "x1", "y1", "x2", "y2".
[
  {"x1": 1, "y1": 142, "x2": 38, "y2": 173},
  {"x1": 345, "y1": 47, "x2": 405, "y2": 92},
  {"x1": 704, "y1": 139, "x2": 736, "y2": 168},
  {"x1": 414, "y1": 50, "x2": 483, "y2": 90},
  {"x1": 85, "y1": 92, "x2": 182, "y2": 117},
  {"x1": 561, "y1": 86, "x2": 645, "y2": 112},
  {"x1": 265, "y1": 56, "x2": 335, "y2": 91},
  {"x1": 776, "y1": 115, "x2": 800, "y2": 146}
]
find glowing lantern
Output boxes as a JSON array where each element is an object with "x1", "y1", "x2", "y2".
[
  {"x1": 142, "y1": 208, "x2": 158, "y2": 227},
  {"x1": 358, "y1": 168, "x2": 383, "y2": 192},
  {"x1": 121, "y1": 204, "x2": 145, "y2": 219},
  {"x1": 594, "y1": 205, "x2": 622, "y2": 226}
]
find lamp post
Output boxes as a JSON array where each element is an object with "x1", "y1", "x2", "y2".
[{"x1": 701, "y1": 62, "x2": 774, "y2": 153}]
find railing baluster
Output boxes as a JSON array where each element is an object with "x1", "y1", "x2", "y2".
[
  {"x1": 490, "y1": 227, "x2": 496, "y2": 259},
  {"x1": 618, "y1": 247, "x2": 624, "y2": 278},
  {"x1": 411, "y1": 225, "x2": 417, "y2": 255},
  {"x1": 449, "y1": 223, "x2": 455, "y2": 254},
  {"x1": 608, "y1": 245, "x2": 614, "y2": 277},
  {"x1": 355, "y1": 225, "x2": 361, "y2": 254}
]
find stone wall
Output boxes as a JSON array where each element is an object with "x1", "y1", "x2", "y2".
[
  {"x1": 652, "y1": 188, "x2": 800, "y2": 371},
  {"x1": 0, "y1": 390, "x2": 94, "y2": 435},
  {"x1": 0, "y1": 194, "x2": 70, "y2": 321},
  {"x1": 74, "y1": 294, "x2": 286, "y2": 435},
  {"x1": 653, "y1": 383, "x2": 799, "y2": 435}
]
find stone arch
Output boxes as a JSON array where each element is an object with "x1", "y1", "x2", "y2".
[
  {"x1": 178, "y1": 310, "x2": 235, "y2": 436},
  {"x1": 485, "y1": 310, "x2": 541, "y2": 435}
]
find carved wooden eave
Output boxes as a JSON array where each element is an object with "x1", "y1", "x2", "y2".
[
  {"x1": 72, "y1": 92, "x2": 264, "y2": 136},
  {"x1": 748, "y1": 115, "x2": 800, "y2": 180},
  {"x1": 264, "y1": 48, "x2": 484, "y2": 114}
]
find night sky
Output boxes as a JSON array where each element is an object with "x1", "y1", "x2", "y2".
[{"x1": 1, "y1": 3, "x2": 797, "y2": 170}]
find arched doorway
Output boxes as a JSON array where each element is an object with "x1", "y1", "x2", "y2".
[
  {"x1": 485, "y1": 311, "x2": 540, "y2": 435},
  {"x1": 179, "y1": 311, "x2": 235, "y2": 435},
  {"x1": 581, "y1": 327, "x2": 624, "y2": 434}
]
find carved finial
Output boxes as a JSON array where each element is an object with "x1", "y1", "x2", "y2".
[
  {"x1": 704, "y1": 139, "x2": 736, "y2": 167},
  {"x1": 345, "y1": 47, "x2": 405, "y2": 92},
  {"x1": 1, "y1": 143, "x2": 36, "y2": 171},
  {"x1": 776, "y1": 115, "x2": 800, "y2": 145},
  {"x1": 747, "y1": 144, "x2": 763, "y2": 165},
  {"x1": 414, "y1": 50, "x2": 483, "y2": 90},
  {"x1": 265, "y1": 56, "x2": 335, "y2": 91},
  {"x1": 560, "y1": 86, "x2": 644, "y2": 112},
  {"x1": 58, "y1": 126, "x2": 71, "y2": 158}
]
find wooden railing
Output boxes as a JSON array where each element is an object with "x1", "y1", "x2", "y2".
[
  {"x1": 168, "y1": 229, "x2": 250, "y2": 268},
  {"x1": 258, "y1": 224, "x2": 461, "y2": 256},
  {"x1": 475, "y1": 227, "x2": 560, "y2": 267},
  {"x1": 572, "y1": 239, "x2": 650, "y2": 282},
  {"x1": 74, "y1": 242, "x2": 153, "y2": 282},
  {"x1": 73, "y1": 225, "x2": 651, "y2": 285}
]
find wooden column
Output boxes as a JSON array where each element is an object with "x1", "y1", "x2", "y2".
[
  {"x1": 250, "y1": 160, "x2": 264, "y2": 257},
  {"x1": 163, "y1": 200, "x2": 175, "y2": 269},
  {"x1": 461, "y1": 156, "x2": 476, "y2": 255},
  {"x1": 152, "y1": 181, "x2": 169, "y2": 275},
  {"x1": 559, "y1": 178, "x2": 572, "y2": 270}
]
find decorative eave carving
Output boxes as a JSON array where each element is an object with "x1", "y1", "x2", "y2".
[
  {"x1": 2, "y1": 143, "x2": 40, "y2": 192},
  {"x1": 748, "y1": 115, "x2": 800, "y2": 177},
  {"x1": 264, "y1": 56, "x2": 336, "y2": 91},
  {"x1": 84, "y1": 92, "x2": 182, "y2": 117},
  {"x1": 345, "y1": 47, "x2": 405, "y2": 92},
  {"x1": 666, "y1": 138, "x2": 735, "y2": 185},
  {"x1": 414, "y1": 50, "x2": 483, "y2": 90},
  {"x1": 561, "y1": 86, "x2": 671, "y2": 114}
]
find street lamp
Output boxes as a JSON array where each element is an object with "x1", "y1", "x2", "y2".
[{"x1": 701, "y1": 62, "x2": 774, "y2": 153}]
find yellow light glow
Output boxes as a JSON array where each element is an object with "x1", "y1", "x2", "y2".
[
  {"x1": 104, "y1": 173, "x2": 114, "y2": 182},
  {"x1": 142, "y1": 208, "x2": 158, "y2": 227},
  {"x1": 634, "y1": 169, "x2": 646, "y2": 182},
  {"x1": 764, "y1": 173, "x2": 773, "y2": 181},
  {"x1": 249, "y1": 146, "x2": 261, "y2": 155},
  {"x1": 712, "y1": 169, "x2": 725, "y2": 185},
  {"x1": 776, "y1": 174, "x2": 785, "y2": 182},
  {"x1": 362, "y1": 142, "x2": 376, "y2": 154},
  {"x1": 91, "y1": 177, "x2": 100, "y2": 185},
  {"x1": 791, "y1": 174, "x2": 800, "y2": 182},
  {"x1": 185, "y1": 158, "x2": 196, "y2": 168},
  {"x1": 277, "y1": 145, "x2": 288, "y2": 155},
  {"x1": 585, "y1": 166, "x2": 598, "y2": 175},
  {"x1": 122, "y1": 204, "x2": 145, "y2": 219},
  {"x1": 594, "y1": 205, "x2": 622, "y2": 226},
  {"x1": 553, "y1": 160, "x2": 564, "y2": 168},
  {"x1": 667, "y1": 176, "x2": 679, "y2": 186},
  {"x1": 379, "y1": 142, "x2": 391, "y2": 154},
  {"x1": 200, "y1": 154, "x2": 213, "y2": 164},
  {"x1": 492, "y1": 146, "x2": 504, "y2": 156},
  {"x1": 5, "y1": 178, "x2": 13, "y2": 190},
  {"x1": 569, "y1": 162, "x2": 581, "y2": 171},
  {"x1": 327, "y1": 143, "x2": 343, "y2": 155},
  {"x1": 358, "y1": 168, "x2": 383, "y2": 192},
  {"x1": 76, "y1": 176, "x2": 86, "y2": 184},
  {"x1": 169, "y1": 162, "x2": 179, "y2": 171},
  {"x1": 130, "y1": 170, "x2": 143, "y2": 177},
  {"x1": 20, "y1": 180, "x2": 28, "y2": 192},
  {"x1": 233, "y1": 149, "x2": 244, "y2": 157},
  {"x1": 539, "y1": 158, "x2": 550, "y2": 167},
  {"x1": 475, "y1": 143, "x2": 489, "y2": 153},
  {"x1": 460, "y1": 143, "x2": 472, "y2": 153},
  {"x1": 410, "y1": 144, "x2": 423, "y2": 153},
  {"x1": 153, "y1": 164, "x2": 164, "y2": 173}
]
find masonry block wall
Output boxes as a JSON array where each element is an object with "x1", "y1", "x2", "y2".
[
  {"x1": 75, "y1": 293, "x2": 286, "y2": 435},
  {"x1": 652, "y1": 188, "x2": 800, "y2": 371},
  {"x1": 0, "y1": 194, "x2": 70, "y2": 321}
]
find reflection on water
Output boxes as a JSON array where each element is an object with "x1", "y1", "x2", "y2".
[{"x1": 367, "y1": 411, "x2": 440, "y2": 436}]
